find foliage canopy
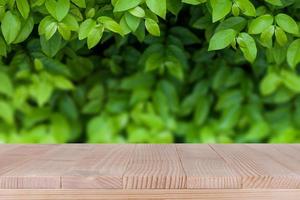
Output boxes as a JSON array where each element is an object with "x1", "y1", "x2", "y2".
[{"x1": 0, "y1": 0, "x2": 300, "y2": 143}]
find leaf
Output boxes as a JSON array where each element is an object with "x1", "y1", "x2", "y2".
[
  {"x1": 275, "y1": 13, "x2": 299, "y2": 35},
  {"x1": 120, "y1": 16, "x2": 131, "y2": 34},
  {"x1": 87, "y1": 25, "x2": 104, "y2": 49},
  {"x1": 0, "y1": 71, "x2": 13, "y2": 96},
  {"x1": 129, "y1": 6, "x2": 145, "y2": 18},
  {"x1": 243, "y1": 122, "x2": 270, "y2": 142},
  {"x1": 58, "y1": 23, "x2": 71, "y2": 40},
  {"x1": 59, "y1": 95, "x2": 78, "y2": 121},
  {"x1": 232, "y1": 3, "x2": 240, "y2": 17},
  {"x1": 275, "y1": 26, "x2": 287, "y2": 46},
  {"x1": 45, "y1": 0, "x2": 70, "y2": 21},
  {"x1": 260, "y1": 72, "x2": 282, "y2": 95},
  {"x1": 194, "y1": 96, "x2": 210, "y2": 126},
  {"x1": 216, "y1": 16, "x2": 247, "y2": 32},
  {"x1": 39, "y1": 16, "x2": 56, "y2": 36},
  {"x1": 30, "y1": 79, "x2": 53, "y2": 107},
  {"x1": 133, "y1": 21, "x2": 146, "y2": 41},
  {"x1": 199, "y1": 127, "x2": 216, "y2": 143},
  {"x1": 13, "y1": 16, "x2": 34, "y2": 44},
  {"x1": 165, "y1": 57, "x2": 184, "y2": 80},
  {"x1": 237, "y1": 32, "x2": 257, "y2": 63},
  {"x1": 210, "y1": 0, "x2": 232, "y2": 22},
  {"x1": 56, "y1": 0, "x2": 70, "y2": 21},
  {"x1": 44, "y1": 21, "x2": 58, "y2": 40},
  {"x1": 236, "y1": 0, "x2": 256, "y2": 17},
  {"x1": 260, "y1": 25, "x2": 274, "y2": 48},
  {"x1": 34, "y1": 58, "x2": 44, "y2": 71},
  {"x1": 287, "y1": 39, "x2": 300, "y2": 69},
  {"x1": 78, "y1": 19, "x2": 96, "y2": 40},
  {"x1": 170, "y1": 26, "x2": 200, "y2": 45},
  {"x1": 167, "y1": 0, "x2": 182, "y2": 15},
  {"x1": 85, "y1": 8, "x2": 95, "y2": 18},
  {"x1": 265, "y1": 0, "x2": 283, "y2": 6},
  {"x1": 82, "y1": 99, "x2": 102, "y2": 114},
  {"x1": 45, "y1": 0, "x2": 57, "y2": 19},
  {"x1": 281, "y1": 69, "x2": 300, "y2": 92},
  {"x1": 219, "y1": 105, "x2": 241, "y2": 130},
  {"x1": 71, "y1": 0, "x2": 85, "y2": 8},
  {"x1": 146, "y1": 0, "x2": 166, "y2": 19},
  {"x1": 40, "y1": 33, "x2": 62, "y2": 57},
  {"x1": 268, "y1": 43, "x2": 286, "y2": 66},
  {"x1": 248, "y1": 14, "x2": 273, "y2": 34},
  {"x1": 145, "y1": 52, "x2": 164, "y2": 71},
  {"x1": 208, "y1": 29, "x2": 237, "y2": 51},
  {"x1": 31, "y1": 0, "x2": 46, "y2": 7},
  {"x1": 114, "y1": 0, "x2": 142, "y2": 12},
  {"x1": 0, "y1": 101, "x2": 14, "y2": 124},
  {"x1": 0, "y1": 37, "x2": 6, "y2": 57},
  {"x1": 50, "y1": 113, "x2": 71, "y2": 143},
  {"x1": 87, "y1": 115, "x2": 114, "y2": 143},
  {"x1": 16, "y1": 0, "x2": 30, "y2": 19},
  {"x1": 61, "y1": 14, "x2": 79, "y2": 31},
  {"x1": 98, "y1": 16, "x2": 123, "y2": 35},
  {"x1": 183, "y1": 0, "x2": 206, "y2": 5},
  {"x1": 216, "y1": 90, "x2": 243, "y2": 110},
  {"x1": 125, "y1": 13, "x2": 140, "y2": 32},
  {"x1": 145, "y1": 18, "x2": 160, "y2": 36},
  {"x1": 1, "y1": 11, "x2": 21, "y2": 44},
  {"x1": 52, "y1": 75, "x2": 74, "y2": 90},
  {"x1": 128, "y1": 128, "x2": 149, "y2": 142}
]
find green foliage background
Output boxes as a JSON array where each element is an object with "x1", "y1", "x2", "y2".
[{"x1": 0, "y1": 0, "x2": 300, "y2": 143}]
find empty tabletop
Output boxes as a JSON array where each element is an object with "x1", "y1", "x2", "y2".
[{"x1": 0, "y1": 144, "x2": 300, "y2": 189}]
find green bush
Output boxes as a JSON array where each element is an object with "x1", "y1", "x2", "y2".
[{"x1": 0, "y1": 0, "x2": 300, "y2": 143}]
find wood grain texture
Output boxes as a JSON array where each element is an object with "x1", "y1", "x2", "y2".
[
  {"x1": 210, "y1": 144, "x2": 300, "y2": 189},
  {"x1": 62, "y1": 144, "x2": 135, "y2": 189},
  {"x1": 123, "y1": 144, "x2": 186, "y2": 189},
  {"x1": 0, "y1": 145, "x2": 53, "y2": 189},
  {"x1": 0, "y1": 144, "x2": 300, "y2": 190},
  {"x1": 1, "y1": 189, "x2": 300, "y2": 200},
  {"x1": 247, "y1": 144, "x2": 300, "y2": 177},
  {"x1": 176, "y1": 144, "x2": 241, "y2": 189},
  {"x1": 1, "y1": 145, "x2": 88, "y2": 189},
  {"x1": 0, "y1": 145, "x2": 18, "y2": 154}
]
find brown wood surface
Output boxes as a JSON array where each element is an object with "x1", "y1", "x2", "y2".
[
  {"x1": 0, "y1": 189, "x2": 300, "y2": 200},
  {"x1": 0, "y1": 144, "x2": 300, "y2": 190},
  {"x1": 123, "y1": 144, "x2": 186, "y2": 189}
]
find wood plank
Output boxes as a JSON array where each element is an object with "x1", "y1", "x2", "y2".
[
  {"x1": 0, "y1": 145, "x2": 18, "y2": 154},
  {"x1": 0, "y1": 145, "x2": 88, "y2": 189},
  {"x1": 176, "y1": 144, "x2": 241, "y2": 189},
  {"x1": 1, "y1": 159, "x2": 73, "y2": 189},
  {"x1": 0, "y1": 145, "x2": 54, "y2": 188},
  {"x1": 62, "y1": 144, "x2": 135, "y2": 189},
  {"x1": 0, "y1": 189, "x2": 300, "y2": 200},
  {"x1": 1, "y1": 144, "x2": 300, "y2": 190},
  {"x1": 288, "y1": 144, "x2": 300, "y2": 156},
  {"x1": 40, "y1": 144, "x2": 93, "y2": 161},
  {"x1": 247, "y1": 144, "x2": 300, "y2": 177},
  {"x1": 2, "y1": 145, "x2": 53, "y2": 156},
  {"x1": 123, "y1": 144, "x2": 186, "y2": 189},
  {"x1": 0, "y1": 155, "x2": 29, "y2": 175},
  {"x1": 210, "y1": 144, "x2": 300, "y2": 189}
]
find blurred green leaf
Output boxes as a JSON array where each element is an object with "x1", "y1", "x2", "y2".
[
  {"x1": 248, "y1": 14, "x2": 273, "y2": 34},
  {"x1": 210, "y1": 0, "x2": 232, "y2": 22},
  {"x1": 209, "y1": 29, "x2": 237, "y2": 51},
  {"x1": 1, "y1": 11, "x2": 21, "y2": 44},
  {"x1": 0, "y1": 71, "x2": 13, "y2": 96}
]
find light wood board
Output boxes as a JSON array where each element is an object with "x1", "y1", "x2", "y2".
[
  {"x1": 0, "y1": 189, "x2": 300, "y2": 200},
  {"x1": 0, "y1": 144, "x2": 300, "y2": 199}
]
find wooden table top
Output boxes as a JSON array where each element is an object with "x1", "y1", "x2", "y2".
[{"x1": 0, "y1": 144, "x2": 300, "y2": 190}]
